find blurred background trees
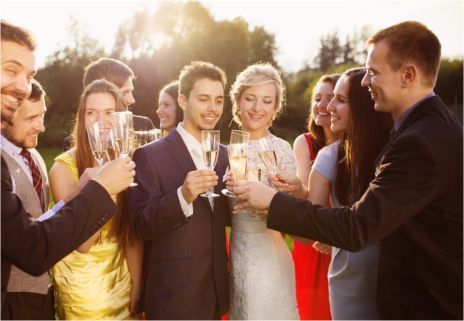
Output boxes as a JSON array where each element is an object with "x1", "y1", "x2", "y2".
[{"x1": 36, "y1": 1, "x2": 463, "y2": 147}]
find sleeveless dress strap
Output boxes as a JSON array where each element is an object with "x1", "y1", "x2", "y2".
[{"x1": 303, "y1": 133, "x2": 316, "y2": 161}]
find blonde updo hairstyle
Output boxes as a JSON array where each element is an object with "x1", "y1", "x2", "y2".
[{"x1": 230, "y1": 63, "x2": 285, "y2": 127}]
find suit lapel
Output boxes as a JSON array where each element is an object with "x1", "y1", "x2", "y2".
[{"x1": 165, "y1": 129, "x2": 197, "y2": 174}]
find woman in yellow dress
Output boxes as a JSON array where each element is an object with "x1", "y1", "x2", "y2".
[{"x1": 49, "y1": 79, "x2": 143, "y2": 320}]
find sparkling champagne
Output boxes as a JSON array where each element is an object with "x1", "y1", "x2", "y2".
[
  {"x1": 116, "y1": 138, "x2": 130, "y2": 156},
  {"x1": 246, "y1": 167, "x2": 261, "y2": 182},
  {"x1": 105, "y1": 146, "x2": 119, "y2": 161},
  {"x1": 203, "y1": 150, "x2": 219, "y2": 169},
  {"x1": 258, "y1": 150, "x2": 278, "y2": 173},
  {"x1": 229, "y1": 155, "x2": 247, "y2": 181}
]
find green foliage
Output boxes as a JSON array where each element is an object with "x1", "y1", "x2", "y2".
[
  {"x1": 435, "y1": 58, "x2": 463, "y2": 121},
  {"x1": 36, "y1": 4, "x2": 463, "y2": 148}
]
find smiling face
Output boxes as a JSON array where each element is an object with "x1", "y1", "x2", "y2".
[
  {"x1": 361, "y1": 41, "x2": 404, "y2": 118},
  {"x1": 1, "y1": 41, "x2": 36, "y2": 123},
  {"x1": 84, "y1": 92, "x2": 117, "y2": 130},
  {"x1": 237, "y1": 82, "x2": 277, "y2": 139},
  {"x1": 311, "y1": 80, "x2": 335, "y2": 129},
  {"x1": 178, "y1": 78, "x2": 224, "y2": 140},
  {"x1": 327, "y1": 75, "x2": 351, "y2": 134},
  {"x1": 2, "y1": 96, "x2": 46, "y2": 148},
  {"x1": 156, "y1": 91, "x2": 178, "y2": 132}
]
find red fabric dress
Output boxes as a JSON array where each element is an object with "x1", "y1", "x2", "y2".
[{"x1": 292, "y1": 133, "x2": 332, "y2": 320}]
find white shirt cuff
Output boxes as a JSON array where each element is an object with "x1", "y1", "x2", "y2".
[
  {"x1": 36, "y1": 200, "x2": 65, "y2": 222},
  {"x1": 177, "y1": 187, "x2": 193, "y2": 218}
]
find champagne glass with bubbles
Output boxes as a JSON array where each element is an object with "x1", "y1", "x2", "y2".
[
  {"x1": 222, "y1": 130, "x2": 250, "y2": 197},
  {"x1": 257, "y1": 136, "x2": 278, "y2": 178},
  {"x1": 86, "y1": 121, "x2": 106, "y2": 166},
  {"x1": 201, "y1": 130, "x2": 220, "y2": 198},
  {"x1": 110, "y1": 111, "x2": 137, "y2": 186}
]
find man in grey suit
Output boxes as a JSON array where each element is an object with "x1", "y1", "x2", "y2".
[{"x1": 1, "y1": 79, "x2": 54, "y2": 319}]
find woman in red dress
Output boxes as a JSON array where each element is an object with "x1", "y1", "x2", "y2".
[{"x1": 292, "y1": 74, "x2": 340, "y2": 320}]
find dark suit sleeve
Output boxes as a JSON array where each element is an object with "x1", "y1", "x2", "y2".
[
  {"x1": 1, "y1": 159, "x2": 117, "y2": 275},
  {"x1": 128, "y1": 147, "x2": 188, "y2": 240},
  {"x1": 267, "y1": 132, "x2": 438, "y2": 251}
]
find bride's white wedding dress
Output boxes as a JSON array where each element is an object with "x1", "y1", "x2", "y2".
[{"x1": 229, "y1": 135, "x2": 299, "y2": 320}]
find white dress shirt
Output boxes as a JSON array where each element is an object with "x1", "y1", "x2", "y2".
[{"x1": 175, "y1": 122, "x2": 214, "y2": 217}]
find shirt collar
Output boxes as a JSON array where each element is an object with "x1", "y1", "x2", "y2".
[
  {"x1": 394, "y1": 92, "x2": 435, "y2": 131},
  {"x1": 1, "y1": 134, "x2": 24, "y2": 157},
  {"x1": 176, "y1": 122, "x2": 202, "y2": 152}
]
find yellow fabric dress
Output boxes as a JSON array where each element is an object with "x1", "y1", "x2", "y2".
[{"x1": 50, "y1": 153, "x2": 133, "y2": 320}]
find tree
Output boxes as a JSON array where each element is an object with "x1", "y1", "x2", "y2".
[{"x1": 36, "y1": 16, "x2": 106, "y2": 147}]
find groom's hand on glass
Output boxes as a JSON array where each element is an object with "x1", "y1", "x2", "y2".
[
  {"x1": 181, "y1": 169, "x2": 218, "y2": 204},
  {"x1": 233, "y1": 181, "x2": 277, "y2": 212},
  {"x1": 93, "y1": 156, "x2": 136, "y2": 196}
]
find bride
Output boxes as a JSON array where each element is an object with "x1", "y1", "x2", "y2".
[{"x1": 227, "y1": 63, "x2": 299, "y2": 319}]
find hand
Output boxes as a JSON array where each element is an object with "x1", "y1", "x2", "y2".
[
  {"x1": 181, "y1": 169, "x2": 218, "y2": 204},
  {"x1": 233, "y1": 181, "x2": 277, "y2": 211},
  {"x1": 313, "y1": 241, "x2": 332, "y2": 255},
  {"x1": 270, "y1": 171, "x2": 306, "y2": 199},
  {"x1": 92, "y1": 156, "x2": 136, "y2": 196},
  {"x1": 225, "y1": 170, "x2": 235, "y2": 192}
]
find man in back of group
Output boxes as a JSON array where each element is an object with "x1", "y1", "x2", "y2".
[
  {"x1": 1, "y1": 79, "x2": 54, "y2": 319},
  {"x1": 63, "y1": 57, "x2": 153, "y2": 150},
  {"x1": 233, "y1": 21, "x2": 463, "y2": 319},
  {"x1": 1, "y1": 19, "x2": 135, "y2": 313}
]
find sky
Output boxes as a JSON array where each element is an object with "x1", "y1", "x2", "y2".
[{"x1": 1, "y1": 0, "x2": 463, "y2": 72}]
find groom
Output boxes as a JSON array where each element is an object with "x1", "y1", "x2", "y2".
[{"x1": 128, "y1": 61, "x2": 230, "y2": 319}]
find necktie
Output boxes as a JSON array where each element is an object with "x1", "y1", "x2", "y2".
[{"x1": 20, "y1": 148, "x2": 43, "y2": 202}]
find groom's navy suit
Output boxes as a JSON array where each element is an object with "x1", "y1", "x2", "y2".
[{"x1": 128, "y1": 129, "x2": 230, "y2": 320}]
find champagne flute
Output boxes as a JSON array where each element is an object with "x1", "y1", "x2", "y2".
[
  {"x1": 86, "y1": 122, "x2": 106, "y2": 166},
  {"x1": 111, "y1": 111, "x2": 133, "y2": 157},
  {"x1": 222, "y1": 130, "x2": 250, "y2": 197},
  {"x1": 201, "y1": 130, "x2": 220, "y2": 198},
  {"x1": 111, "y1": 111, "x2": 137, "y2": 186},
  {"x1": 104, "y1": 129, "x2": 119, "y2": 162},
  {"x1": 257, "y1": 136, "x2": 278, "y2": 177}
]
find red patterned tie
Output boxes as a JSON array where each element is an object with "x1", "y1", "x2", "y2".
[{"x1": 20, "y1": 148, "x2": 43, "y2": 202}]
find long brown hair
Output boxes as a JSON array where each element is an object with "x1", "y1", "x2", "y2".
[
  {"x1": 71, "y1": 79, "x2": 134, "y2": 245},
  {"x1": 334, "y1": 68, "x2": 393, "y2": 206}
]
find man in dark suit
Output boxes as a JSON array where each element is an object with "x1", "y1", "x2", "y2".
[
  {"x1": 63, "y1": 57, "x2": 154, "y2": 150},
  {"x1": 128, "y1": 61, "x2": 230, "y2": 319},
  {"x1": 233, "y1": 21, "x2": 463, "y2": 319},
  {"x1": 1, "y1": 20, "x2": 136, "y2": 315}
]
